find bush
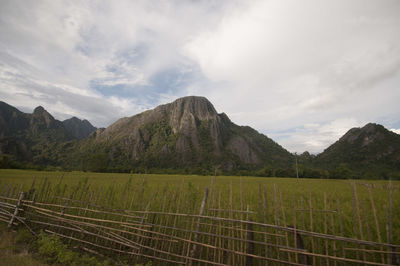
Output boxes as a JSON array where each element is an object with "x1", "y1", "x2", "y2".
[{"x1": 36, "y1": 231, "x2": 110, "y2": 266}]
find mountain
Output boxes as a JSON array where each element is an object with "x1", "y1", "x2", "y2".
[
  {"x1": 315, "y1": 123, "x2": 400, "y2": 177},
  {"x1": 68, "y1": 96, "x2": 293, "y2": 173},
  {"x1": 2, "y1": 98, "x2": 399, "y2": 178},
  {"x1": 0, "y1": 102, "x2": 89, "y2": 167},
  {"x1": 62, "y1": 117, "x2": 96, "y2": 139}
]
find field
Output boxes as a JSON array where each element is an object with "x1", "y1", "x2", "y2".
[{"x1": 0, "y1": 169, "x2": 399, "y2": 265}]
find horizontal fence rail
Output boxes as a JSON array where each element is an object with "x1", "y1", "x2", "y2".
[{"x1": 0, "y1": 178, "x2": 399, "y2": 265}]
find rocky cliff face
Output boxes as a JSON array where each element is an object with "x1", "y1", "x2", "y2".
[
  {"x1": 63, "y1": 117, "x2": 96, "y2": 139},
  {"x1": 0, "y1": 102, "x2": 87, "y2": 164},
  {"x1": 0, "y1": 101, "x2": 28, "y2": 138},
  {"x1": 80, "y1": 96, "x2": 292, "y2": 171}
]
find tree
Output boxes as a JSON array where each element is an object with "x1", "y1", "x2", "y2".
[{"x1": 87, "y1": 153, "x2": 109, "y2": 172}]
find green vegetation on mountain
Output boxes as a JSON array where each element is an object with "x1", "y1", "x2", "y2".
[
  {"x1": 0, "y1": 102, "x2": 73, "y2": 166},
  {"x1": 1, "y1": 98, "x2": 400, "y2": 179},
  {"x1": 60, "y1": 96, "x2": 294, "y2": 175},
  {"x1": 62, "y1": 116, "x2": 96, "y2": 139},
  {"x1": 314, "y1": 123, "x2": 400, "y2": 179}
]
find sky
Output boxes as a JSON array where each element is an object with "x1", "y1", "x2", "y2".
[{"x1": 0, "y1": 0, "x2": 399, "y2": 154}]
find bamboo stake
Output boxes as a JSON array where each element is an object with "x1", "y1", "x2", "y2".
[
  {"x1": 4, "y1": 183, "x2": 11, "y2": 197},
  {"x1": 167, "y1": 178, "x2": 184, "y2": 257},
  {"x1": 329, "y1": 198, "x2": 337, "y2": 266},
  {"x1": 217, "y1": 191, "x2": 223, "y2": 264},
  {"x1": 300, "y1": 196, "x2": 305, "y2": 230},
  {"x1": 184, "y1": 203, "x2": 197, "y2": 263},
  {"x1": 44, "y1": 229, "x2": 185, "y2": 265},
  {"x1": 10, "y1": 185, "x2": 16, "y2": 198},
  {"x1": 22, "y1": 201, "x2": 143, "y2": 219},
  {"x1": 262, "y1": 184, "x2": 270, "y2": 265},
  {"x1": 245, "y1": 206, "x2": 255, "y2": 266},
  {"x1": 188, "y1": 187, "x2": 209, "y2": 266},
  {"x1": 388, "y1": 180, "x2": 393, "y2": 247},
  {"x1": 293, "y1": 197, "x2": 298, "y2": 264},
  {"x1": 38, "y1": 178, "x2": 47, "y2": 202},
  {"x1": 27, "y1": 209, "x2": 169, "y2": 243},
  {"x1": 24, "y1": 204, "x2": 148, "y2": 227},
  {"x1": 368, "y1": 187, "x2": 385, "y2": 263},
  {"x1": 309, "y1": 193, "x2": 316, "y2": 265},
  {"x1": 241, "y1": 178, "x2": 244, "y2": 265},
  {"x1": 385, "y1": 204, "x2": 390, "y2": 264},
  {"x1": 157, "y1": 190, "x2": 172, "y2": 255},
  {"x1": 280, "y1": 189, "x2": 292, "y2": 263},
  {"x1": 123, "y1": 210, "x2": 399, "y2": 248},
  {"x1": 352, "y1": 182, "x2": 366, "y2": 262},
  {"x1": 8, "y1": 191, "x2": 25, "y2": 228},
  {"x1": 148, "y1": 189, "x2": 167, "y2": 257},
  {"x1": 206, "y1": 181, "x2": 217, "y2": 263},
  {"x1": 273, "y1": 184, "x2": 280, "y2": 261},
  {"x1": 360, "y1": 199, "x2": 371, "y2": 241},
  {"x1": 229, "y1": 180, "x2": 234, "y2": 265},
  {"x1": 135, "y1": 191, "x2": 154, "y2": 262},
  {"x1": 336, "y1": 199, "x2": 346, "y2": 261},
  {"x1": 324, "y1": 192, "x2": 330, "y2": 266},
  {"x1": 31, "y1": 220, "x2": 140, "y2": 250}
]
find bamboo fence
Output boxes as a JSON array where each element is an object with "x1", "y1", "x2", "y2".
[{"x1": 0, "y1": 178, "x2": 399, "y2": 265}]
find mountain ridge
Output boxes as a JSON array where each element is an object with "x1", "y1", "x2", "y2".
[
  {"x1": 73, "y1": 96, "x2": 293, "y2": 173},
  {"x1": 1, "y1": 98, "x2": 399, "y2": 178},
  {"x1": 62, "y1": 117, "x2": 96, "y2": 139}
]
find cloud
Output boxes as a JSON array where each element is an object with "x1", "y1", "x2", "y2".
[
  {"x1": 0, "y1": 0, "x2": 226, "y2": 125},
  {"x1": 184, "y1": 0, "x2": 400, "y2": 152},
  {"x1": 273, "y1": 118, "x2": 365, "y2": 154},
  {"x1": 0, "y1": 52, "x2": 146, "y2": 127},
  {"x1": 391, "y1": 129, "x2": 400, "y2": 135},
  {"x1": 0, "y1": 0, "x2": 399, "y2": 153}
]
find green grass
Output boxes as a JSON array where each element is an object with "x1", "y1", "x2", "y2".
[
  {"x1": 0, "y1": 224, "x2": 44, "y2": 266},
  {"x1": 0, "y1": 169, "x2": 399, "y2": 246}
]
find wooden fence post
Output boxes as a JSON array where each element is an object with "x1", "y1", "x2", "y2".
[{"x1": 8, "y1": 191, "x2": 25, "y2": 228}]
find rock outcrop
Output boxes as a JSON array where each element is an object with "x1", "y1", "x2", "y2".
[
  {"x1": 81, "y1": 96, "x2": 292, "y2": 170},
  {"x1": 63, "y1": 117, "x2": 96, "y2": 139}
]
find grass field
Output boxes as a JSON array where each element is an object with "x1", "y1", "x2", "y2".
[{"x1": 0, "y1": 169, "x2": 399, "y2": 247}]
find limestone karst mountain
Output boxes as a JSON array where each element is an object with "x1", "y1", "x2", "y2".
[
  {"x1": 74, "y1": 96, "x2": 293, "y2": 172},
  {"x1": 314, "y1": 123, "x2": 400, "y2": 177},
  {"x1": 0, "y1": 101, "x2": 73, "y2": 164},
  {"x1": 62, "y1": 117, "x2": 96, "y2": 139},
  {"x1": 1, "y1": 98, "x2": 399, "y2": 178}
]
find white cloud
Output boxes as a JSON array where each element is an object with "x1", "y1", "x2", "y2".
[
  {"x1": 391, "y1": 129, "x2": 400, "y2": 135},
  {"x1": 274, "y1": 118, "x2": 365, "y2": 154},
  {"x1": 183, "y1": 0, "x2": 400, "y2": 152},
  {"x1": 0, "y1": 0, "x2": 399, "y2": 153}
]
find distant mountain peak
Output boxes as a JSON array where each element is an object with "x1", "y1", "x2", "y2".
[
  {"x1": 62, "y1": 116, "x2": 96, "y2": 139},
  {"x1": 316, "y1": 122, "x2": 400, "y2": 173},
  {"x1": 340, "y1": 123, "x2": 386, "y2": 145},
  {"x1": 33, "y1": 106, "x2": 46, "y2": 114},
  {"x1": 161, "y1": 96, "x2": 218, "y2": 120}
]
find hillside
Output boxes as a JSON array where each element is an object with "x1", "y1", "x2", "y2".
[
  {"x1": 62, "y1": 117, "x2": 96, "y2": 139},
  {"x1": 67, "y1": 96, "x2": 293, "y2": 173},
  {"x1": 0, "y1": 102, "x2": 75, "y2": 165},
  {"x1": 315, "y1": 123, "x2": 400, "y2": 178},
  {"x1": 2, "y1": 98, "x2": 400, "y2": 178},
  {"x1": 0, "y1": 102, "x2": 97, "y2": 168}
]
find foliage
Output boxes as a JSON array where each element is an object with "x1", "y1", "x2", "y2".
[{"x1": 37, "y1": 231, "x2": 110, "y2": 266}]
